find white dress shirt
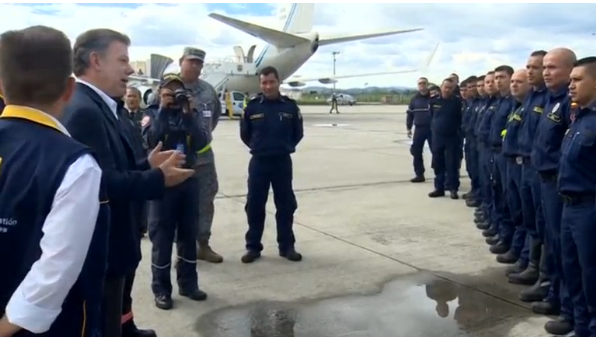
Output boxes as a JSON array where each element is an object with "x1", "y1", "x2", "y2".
[
  {"x1": 4, "y1": 108, "x2": 103, "y2": 334},
  {"x1": 76, "y1": 78, "x2": 119, "y2": 120}
]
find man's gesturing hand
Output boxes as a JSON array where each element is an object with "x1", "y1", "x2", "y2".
[
  {"x1": 148, "y1": 142, "x2": 185, "y2": 168},
  {"x1": 159, "y1": 151, "x2": 195, "y2": 187}
]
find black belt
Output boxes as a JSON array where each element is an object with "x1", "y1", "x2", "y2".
[
  {"x1": 539, "y1": 171, "x2": 557, "y2": 182},
  {"x1": 559, "y1": 193, "x2": 596, "y2": 205}
]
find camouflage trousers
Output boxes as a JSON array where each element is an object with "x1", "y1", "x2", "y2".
[{"x1": 195, "y1": 161, "x2": 219, "y2": 242}]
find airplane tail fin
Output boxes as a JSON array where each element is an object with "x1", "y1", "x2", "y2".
[
  {"x1": 208, "y1": 13, "x2": 309, "y2": 49},
  {"x1": 319, "y1": 28, "x2": 423, "y2": 46},
  {"x1": 277, "y1": 3, "x2": 314, "y2": 34}
]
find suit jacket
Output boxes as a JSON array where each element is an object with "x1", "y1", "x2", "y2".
[{"x1": 60, "y1": 83, "x2": 165, "y2": 279}]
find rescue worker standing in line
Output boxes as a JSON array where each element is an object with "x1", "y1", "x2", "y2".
[
  {"x1": 178, "y1": 47, "x2": 224, "y2": 264},
  {"x1": 499, "y1": 69, "x2": 531, "y2": 269},
  {"x1": 508, "y1": 51, "x2": 550, "y2": 299},
  {"x1": 531, "y1": 48, "x2": 576, "y2": 336},
  {"x1": 143, "y1": 73, "x2": 211, "y2": 310},
  {"x1": 470, "y1": 76, "x2": 487, "y2": 215},
  {"x1": 0, "y1": 25, "x2": 109, "y2": 337},
  {"x1": 559, "y1": 56, "x2": 596, "y2": 337},
  {"x1": 462, "y1": 77, "x2": 480, "y2": 206},
  {"x1": 476, "y1": 72, "x2": 500, "y2": 239},
  {"x1": 488, "y1": 65, "x2": 521, "y2": 257},
  {"x1": 428, "y1": 78, "x2": 463, "y2": 199},
  {"x1": 406, "y1": 77, "x2": 432, "y2": 183},
  {"x1": 240, "y1": 66, "x2": 304, "y2": 264}
]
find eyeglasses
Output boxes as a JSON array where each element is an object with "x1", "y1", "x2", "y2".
[{"x1": 418, "y1": 82, "x2": 428, "y2": 86}]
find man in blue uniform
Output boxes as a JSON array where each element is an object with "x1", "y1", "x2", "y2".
[
  {"x1": 488, "y1": 65, "x2": 522, "y2": 258},
  {"x1": 532, "y1": 48, "x2": 576, "y2": 336},
  {"x1": 406, "y1": 77, "x2": 432, "y2": 183},
  {"x1": 428, "y1": 78, "x2": 463, "y2": 199},
  {"x1": 557, "y1": 56, "x2": 596, "y2": 337},
  {"x1": 469, "y1": 76, "x2": 487, "y2": 215},
  {"x1": 240, "y1": 66, "x2": 304, "y2": 264},
  {"x1": 461, "y1": 77, "x2": 480, "y2": 205},
  {"x1": 476, "y1": 72, "x2": 500, "y2": 237},
  {"x1": 499, "y1": 69, "x2": 531, "y2": 269},
  {"x1": 0, "y1": 25, "x2": 109, "y2": 337},
  {"x1": 508, "y1": 50, "x2": 550, "y2": 291}
]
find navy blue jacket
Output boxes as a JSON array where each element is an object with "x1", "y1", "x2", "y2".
[
  {"x1": 240, "y1": 94, "x2": 304, "y2": 157},
  {"x1": 476, "y1": 95, "x2": 500, "y2": 145},
  {"x1": 465, "y1": 97, "x2": 482, "y2": 137},
  {"x1": 558, "y1": 102, "x2": 596, "y2": 194},
  {"x1": 531, "y1": 86, "x2": 572, "y2": 174},
  {"x1": 406, "y1": 92, "x2": 432, "y2": 129},
  {"x1": 143, "y1": 105, "x2": 209, "y2": 169},
  {"x1": 61, "y1": 83, "x2": 165, "y2": 279},
  {"x1": 0, "y1": 106, "x2": 109, "y2": 337},
  {"x1": 430, "y1": 95, "x2": 463, "y2": 137},
  {"x1": 517, "y1": 86, "x2": 548, "y2": 158},
  {"x1": 490, "y1": 94, "x2": 514, "y2": 149},
  {"x1": 502, "y1": 100, "x2": 524, "y2": 158}
]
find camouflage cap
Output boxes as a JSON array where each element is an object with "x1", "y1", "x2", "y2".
[{"x1": 183, "y1": 47, "x2": 206, "y2": 62}]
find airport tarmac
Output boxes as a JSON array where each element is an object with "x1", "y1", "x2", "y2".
[{"x1": 133, "y1": 104, "x2": 551, "y2": 337}]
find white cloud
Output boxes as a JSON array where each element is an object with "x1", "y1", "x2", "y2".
[{"x1": 0, "y1": 3, "x2": 594, "y2": 89}]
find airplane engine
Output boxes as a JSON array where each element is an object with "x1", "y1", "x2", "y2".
[
  {"x1": 286, "y1": 81, "x2": 307, "y2": 87},
  {"x1": 137, "y1": 85, "x2": 155, "y2": 105}
]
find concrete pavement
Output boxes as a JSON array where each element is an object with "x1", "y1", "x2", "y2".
[{"x1": 132, "y1": 104, "x2": 551, "y2": 337}]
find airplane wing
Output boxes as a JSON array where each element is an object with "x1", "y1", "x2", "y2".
[
  {"x1": 284, "y1": 43, "x2": 439, "y2": 87},
  {"x1": 208, "y1": 13, "x2": 309, "y2": 48},
  {"x1": 128, "y1": 74, "x2": 160, "y2": 85}
]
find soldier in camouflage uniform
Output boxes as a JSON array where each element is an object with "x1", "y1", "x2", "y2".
[{"x1": 179, "y1": 47, "x2": 224, "y2": 263}]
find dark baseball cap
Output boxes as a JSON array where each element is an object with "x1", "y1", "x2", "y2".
[
  {"x1": 159, "y1": 73, "x2": 185, "y2": 88},
  {"x1": 182, "y1": 47, "x2": 206, "y2": 62}
]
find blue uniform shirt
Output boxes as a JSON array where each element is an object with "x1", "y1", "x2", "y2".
[
  {"x1": 430, "y1": 95, "x2": 463, "y2": 137},
  {"x1": 406, "y1": 92, "x2": 432, "y2": 129},
  {"x1": 558, "y1": 102, "x2": 596, "y2": 194},
  {"x1": 517, "y1": 86, "x2": 548, "y2": 158},
  {"x1": 472, "y1": 97, "x2": 489, "y2": 138},
  {"x1": 464, "y1": 97, "x2": 480, "y2": 136},
  {"x1": 490, "y1": 94, "x2": 514, "y2": 149},
  {"x1": 240, "y1": 94, "x2": 304, "y2": 157},
  {"x1": 531, "y1": 86, "x2": 572, "y2": 174},
  {"x1": 477, "y1": 95, "x2": 500, "y2": 145},
  {"x1": 502, "y1": 100, "x2": 524, "y2": 158},
  {"x1": 0, "y1": 106, "x2": 109, "y2": 337}
]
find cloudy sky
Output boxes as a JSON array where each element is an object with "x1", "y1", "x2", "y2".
[{"x1": 0, "y1": 3, "x2": 594, "y2": 89}]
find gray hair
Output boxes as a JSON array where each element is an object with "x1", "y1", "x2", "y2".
[{"x1": 73, "y1": 29, "x2": 130, "y2": 76}]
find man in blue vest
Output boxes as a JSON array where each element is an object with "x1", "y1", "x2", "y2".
[{"x1": 0, "y1": 25, "x2": 109, "y2": 337}]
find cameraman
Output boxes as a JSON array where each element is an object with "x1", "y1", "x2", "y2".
[{"x1": 142, "y1": 73, "x2": 209, "y2": 310}]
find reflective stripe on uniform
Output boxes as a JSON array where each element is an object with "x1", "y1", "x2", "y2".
[{"x1": 198, "y1": 142, "x2": 212, "y2": 154}]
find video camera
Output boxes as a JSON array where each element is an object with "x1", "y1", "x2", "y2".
[{"x1": 174, "y1": 89, "x2": 189, "y2": 105}]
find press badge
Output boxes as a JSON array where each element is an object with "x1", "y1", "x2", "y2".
[{"x1": 202, "y1": 110, "x2": 212, "y2": 118}]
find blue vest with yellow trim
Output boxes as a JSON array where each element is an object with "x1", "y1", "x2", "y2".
[{"x1": 0, "y1": 106, "x2": 109, "y2": 337}]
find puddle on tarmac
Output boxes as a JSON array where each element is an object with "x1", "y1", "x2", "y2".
[{"x1": 195, "y1": 272, "x2": 532, "y2": 337}]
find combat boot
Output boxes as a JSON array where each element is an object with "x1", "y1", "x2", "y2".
[
  {"x1": 505, "y1": 260, "x2": 526, "y2": 276},
  {"x1": 410, "y1": 176, "x2": 425, "y2": 183},
  {"x1": 428, "y1": 190, "x2": 445, "y2": 198},
  {"x1": 482, "y1": 227, "x2": 498, "y2": 237},
  {"x1": 544, "y1": 317, "x2": 574, "y2": 336},
  {"x1": 519, "y1": 243, "x2": 549, "y2": 301},
  {"x1": 197, "y1": 240, "x2": 224, "y2": 263},
  {"x1": 485, "y1": 235, "x2": 500, "y2": 245},
  {"x1": 531, "y1": 299, "x2": 558, "y2": 315},
  {"x1": 509, "y1": 239, "x2": 542, "y2": 286},
  {"x1": 476, "y1": 221, "x2": 490, "y2": 230},
  {"x1": 489, "y1": 241, "x2": 509, "y2": 254},
  {"x1": 466, "y1": 199, "x2": 480, "y2": 208},
  {"x1": 496, "y1": 249, "x2": 518, "y2": 264}
]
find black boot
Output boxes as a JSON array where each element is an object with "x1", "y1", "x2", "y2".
[
  {"x1": 428, "y1": 190, "x2": 445, "y2": 198},
  {"x1": 505, "y1": 260, "x2": 526, "y2": 276},
  {"x1": 476, "y1": 221, "x2": 490, "y2": 230},
  {"x1": 531, "y1": 299, "x2": 559, "y2": 315},
  {"x1": 544, "y1": 317, "x2": 574, "y2": 336},
  {"x1": 410, "y1": 176, "x2": 425, "y2": 183},
  {"x1": 482, "y1": 227, "x2": 498, "y2": 237},
  {"x1": 485, "y1": 236, "x2": 500, "y2": 245},
  {"x1": 489, "y1": 241, "x2": 509, "y2": 254},
  {"x1": 509, "y1": 239, "x2": 542, "y2": 286},
  {"x1": 496, "y1": 249, "x2": 518, "y2": 264},
  {"x1": 519, "y1": 242, "x2": 550, "y2": 301},
  {"x1": 466, "y1": 199, "x2": 480, "y2": 207}
]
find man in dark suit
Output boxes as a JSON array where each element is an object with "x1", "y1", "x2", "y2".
[{"x1": 60, "y1": 28, "x2": 196, "y2": 337}]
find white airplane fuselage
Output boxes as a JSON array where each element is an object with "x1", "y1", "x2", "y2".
[{"x1": 223, "y1": 37, "x2": 316, "y2": 94}]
